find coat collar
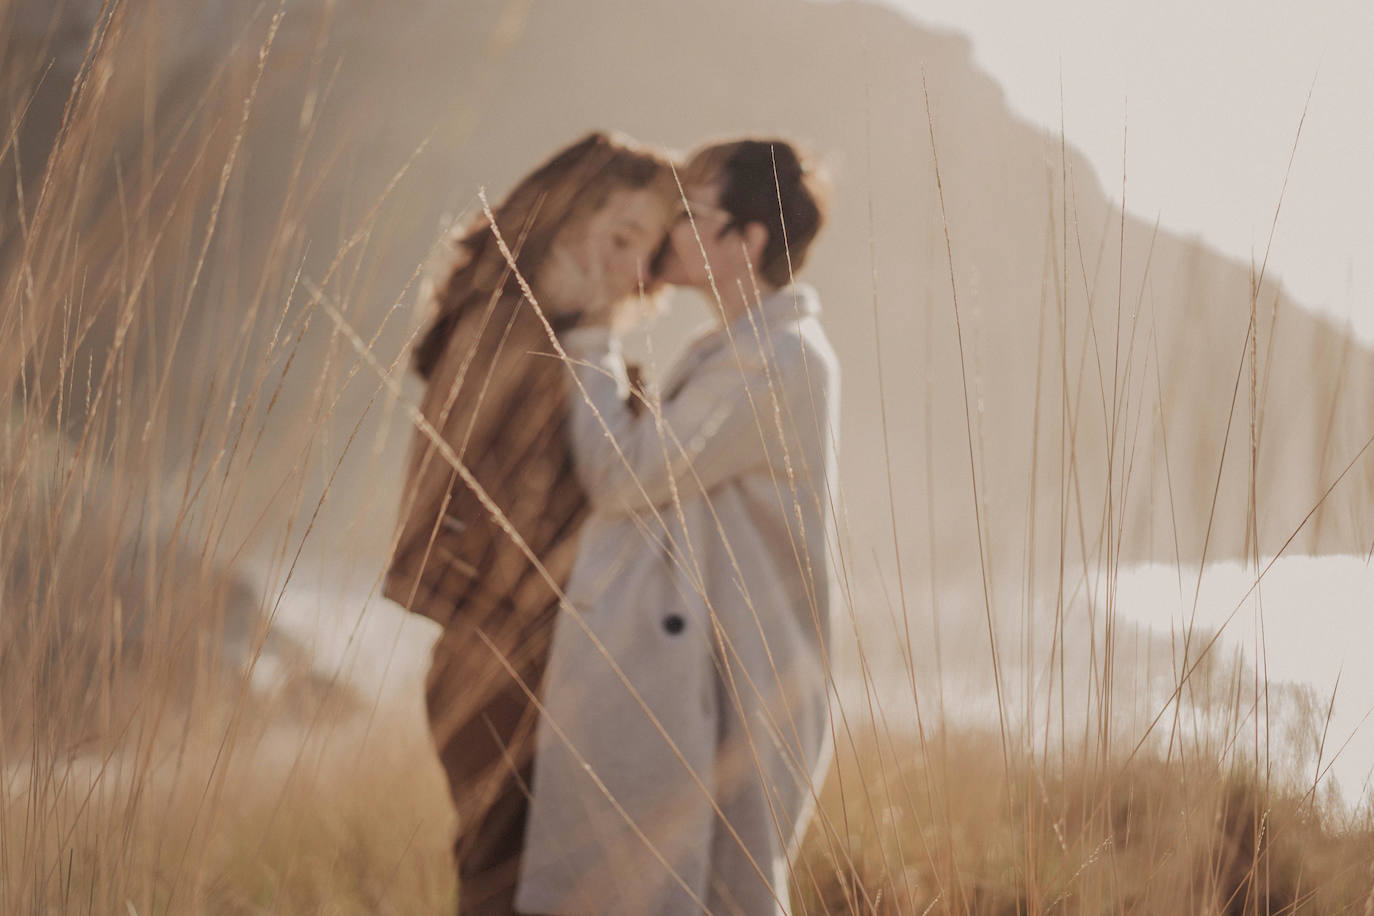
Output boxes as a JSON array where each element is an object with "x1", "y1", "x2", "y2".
[
  {"x1": 696, "y1": 282, "x2": 821, "y2": 349},
  {"x1": 661, "y1": 284, "x2": 820, "y2": 398},
  {"x1": 730, "y1": 282, "x2": 821, "y2": 334}
]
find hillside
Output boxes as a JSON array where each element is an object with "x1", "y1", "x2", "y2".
[{"x1": 5, "y1": 0, "x2": 1370, "y2": 607}]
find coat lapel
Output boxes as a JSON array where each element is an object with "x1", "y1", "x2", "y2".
[{"x1": 658, "y1": 284, "x2": 819, "y2": 402}]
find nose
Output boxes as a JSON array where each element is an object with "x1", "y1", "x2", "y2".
[
  {"x1": 673, "y1": 218, "x2": 709, "y2": 264},
  {"x1": 670, "y1": 217, "x2": 697, "y2": 250}
]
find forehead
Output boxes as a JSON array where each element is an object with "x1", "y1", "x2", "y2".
[
  {"x1": 594, "y1": 186, "x2": 669, "y2": 226},
  {"x1": 681, "y1": 148, "x2": 729, "y2": 188},
  {"x1": 683, "y1": 180, "x2": 721, "y2": 205}
]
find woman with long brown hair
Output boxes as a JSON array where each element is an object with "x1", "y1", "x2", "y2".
[{"x1": 384, "y1": 131, "x2": 678, "y2": 915}]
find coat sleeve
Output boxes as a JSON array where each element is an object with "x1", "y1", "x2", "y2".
[{"x1": 559, "y1": 325, "x2": 808, "y2": 515}]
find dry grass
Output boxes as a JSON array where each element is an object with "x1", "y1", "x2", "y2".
[
  {"x1": 800, "y1": 729, "x2": 1374, "y2": 914},
  {"x1": 4, "y1": 3, "x2": 1374, "y2": 914},
  {"x1": 7, "y1": 700, "x2": 1372, "y2": 913},
  {"x1": 4, "y1": 699, "x2": 455, "y2": 914}
]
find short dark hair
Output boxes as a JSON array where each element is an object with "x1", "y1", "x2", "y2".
[{"x1": 683, "y1": 139, "x2": 828, "y2": 288}]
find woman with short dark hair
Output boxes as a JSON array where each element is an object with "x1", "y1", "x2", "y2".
[{"x1": 518, "y1": 138, "x2": 840, "y2": 916}]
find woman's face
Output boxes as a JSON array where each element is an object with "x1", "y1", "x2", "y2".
[{"x1": 541, "y1": 187, "x2": 673, "y2": 314}]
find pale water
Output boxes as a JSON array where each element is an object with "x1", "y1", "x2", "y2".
[{"x1": 271, "y1": 553, "x2": 1374, "y2": 808}]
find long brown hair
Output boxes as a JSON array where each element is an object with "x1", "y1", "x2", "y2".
[{"x1": 413, "y1": 131, "x2": 674, "y2": 380}]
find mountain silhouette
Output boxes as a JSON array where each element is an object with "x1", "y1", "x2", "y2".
[{"x1": 6, "y1": 0, "x2": 1371, "y2": 612}]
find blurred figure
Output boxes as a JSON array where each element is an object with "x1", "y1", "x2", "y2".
[
  {"x1": 384, "y1": 130, "x2": 678, "y2": 915},
  {"x1": 519, "y1": 139, "x2": 839, "y2": 915}
]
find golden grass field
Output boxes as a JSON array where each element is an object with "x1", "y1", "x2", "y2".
[{"x1": 4, "y1": 2, "x2": 1374, "y2": 913}]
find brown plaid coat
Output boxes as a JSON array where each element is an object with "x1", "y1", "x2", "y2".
[
  {"x1": 383, "y1": 296, "x2": 592, "y2": 910},
  {"x1": 384, "y1": 295, "x2": 588, "y2": 658}
]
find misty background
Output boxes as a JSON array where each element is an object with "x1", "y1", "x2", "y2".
[{"x1": 5, "y1": 0, "x2": 1371, "y2": 804}]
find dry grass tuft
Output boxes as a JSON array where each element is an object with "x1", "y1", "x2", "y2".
[{"x1": 799, "y1": 729, "x2": 1374, "y2": 914}]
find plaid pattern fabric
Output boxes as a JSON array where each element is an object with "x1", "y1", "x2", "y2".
[
  {"x1": 384, "y1": 298, "x2": 592, "y2": 910},
  {"x1": 385, "y1": 298, "x2": 588, "y2": 647}
]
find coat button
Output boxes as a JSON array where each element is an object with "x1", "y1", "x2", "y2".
[{"x1": 663, "y1": 614, "x2": 685, "y2": 635}]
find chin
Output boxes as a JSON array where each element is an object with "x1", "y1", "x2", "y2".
[
  {"x1": 654, "y1": 244, "x2": 698, "y2": 284},
  {"x1": 654, "y1": 259, "x2": 697, "y2": 288}
]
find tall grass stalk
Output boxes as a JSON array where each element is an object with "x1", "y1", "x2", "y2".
[{"x1": 3, "y1": 6, "x2": 1372, "y2": 914}]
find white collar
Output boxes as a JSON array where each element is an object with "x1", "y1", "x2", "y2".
[
  {"x1": 658, "y1": 284, "x2": 820, "y2": 398},
  {"x1": 703, "y1": 282, "x2": 821, "y2": 342}
]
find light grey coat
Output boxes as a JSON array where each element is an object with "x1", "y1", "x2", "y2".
[{"x1": 515, "y1": 285, "x2": 841, "y2": 915}]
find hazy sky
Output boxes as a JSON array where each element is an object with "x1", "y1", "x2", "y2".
[{"x1": 870, "y1": 0, "x2": 1374, "y2": 342}]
